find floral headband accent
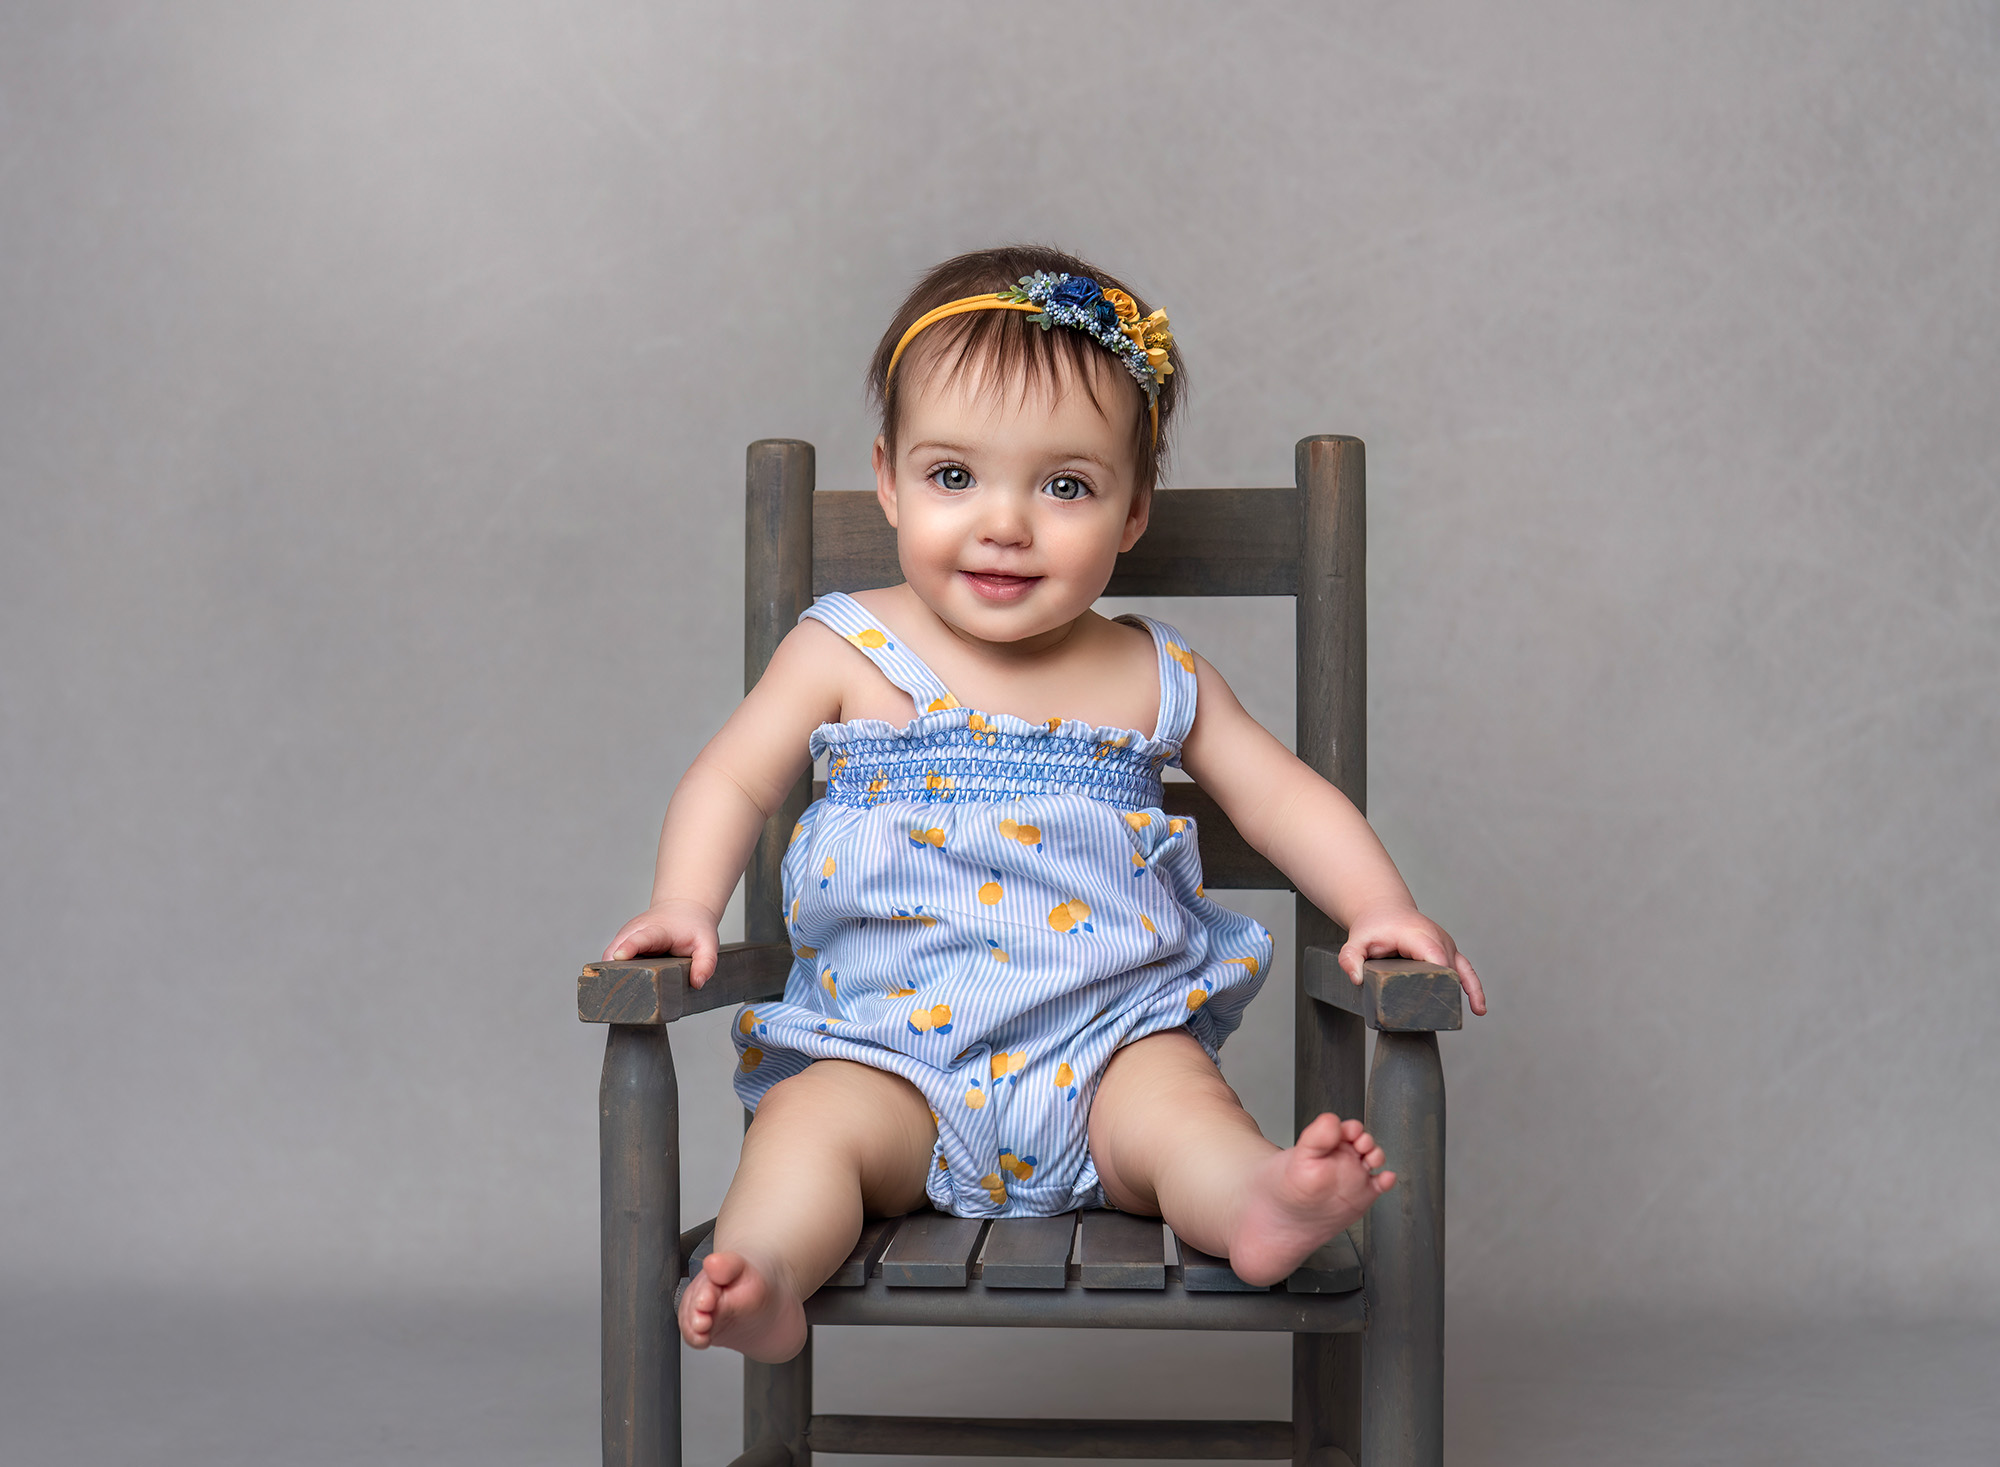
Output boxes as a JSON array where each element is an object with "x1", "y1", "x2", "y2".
[{"x1": 885, "y1": 272, "x2": 1175, "y2": 438}]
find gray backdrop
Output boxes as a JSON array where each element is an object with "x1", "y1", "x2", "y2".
[{"x1": 5, "y1": 2, "x2": 1998, "y2": 1462}]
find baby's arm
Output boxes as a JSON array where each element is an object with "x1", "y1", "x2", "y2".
[
  {"x1": 1179, "y1": 654, "x2": 1486, "y2": 1015},
  {"x1": 603, "y1": 623, "x2": 847, "y2": 983}
]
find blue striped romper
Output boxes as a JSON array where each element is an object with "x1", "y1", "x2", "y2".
[{"x1": 731, "y1": 591, "x2": 1274, "y2": 1218}]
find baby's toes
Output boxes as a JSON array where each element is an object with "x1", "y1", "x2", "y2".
[{"x1": 1298, "y1": 1113, "x2": 1348, "y2": 1156}]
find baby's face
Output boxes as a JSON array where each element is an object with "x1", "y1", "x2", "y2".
[{"x1": 873, "y1": 355, "x2": 1148, "y2": 650}]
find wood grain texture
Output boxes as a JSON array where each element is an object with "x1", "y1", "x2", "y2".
[
  {"x1": 1078, "y1": 1210, "x2": 1168, "y2": 1289},
  {"x1": 805, "y1": 1276, "x2": 1362, "y2": 1332},
  {"x1": 878, "y1": 1211, "x2": 986, "y2": 1287},
  {"x1": 1285, "y1": 1228, "x2": 1363, "y2": 1295},
  {"x1": 1300, "y1": 950, "x2": 1464, "y2": 1033},
  {"x1": 599, "y1": 1027, "x2": 680, "y2": 1467},
  {"x1": 1361, "y1": 1032, "x2": 1446, "y2": 1467},
  {"x1": 979, "y1": 1214, "x2": 1077, "y2": 1289},
  {"x1": 1176, "y1": 1237, "x2": 1272, "y2": 1293},
  {"x1": 1292, "y1": 435, "x2": 1367, "y2": 1467},
  {"x1": 578, "y1": 942, "x2": 792, "y2": 1025},
  {"x1": 808, "y1": 1413, "x2": 1292, "y2": 1458},
  {"x1": 811, "y1": 486, "x2": 1302, "y2": 597},
  {"x1": 745, "y1": 441, "x2": 816, "y2": 959}
]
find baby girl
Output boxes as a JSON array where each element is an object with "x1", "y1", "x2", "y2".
[{"x1": 604, "y1": 245, "x2": 1484, "y2": 1364}]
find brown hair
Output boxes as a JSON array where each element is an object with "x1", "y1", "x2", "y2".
[{"x1": 867, "y1": 245, "x2": 1184, "y2": 498}]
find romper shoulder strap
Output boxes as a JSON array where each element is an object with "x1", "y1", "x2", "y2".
[
  {"x1": 799, "y1": 592, "x2": 960, "y2": 715},
  {"x1": 1114, "y1": 614, "x2": 1199, "y2": 747}
]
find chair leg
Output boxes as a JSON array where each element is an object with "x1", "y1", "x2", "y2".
[
  {"x1": 1293, "y1": 1335, "x2": 1361, "y2": 1467},
  {"x1": 1359, "y1": 1032, "x2": 1445, "y2": 1467},
  {"x1": 744, "y1": 1333, "x2": 812, "y2": 1465},
  {"x1": 601, "y1": 1025, "x2": 681, "y2": 1467}
]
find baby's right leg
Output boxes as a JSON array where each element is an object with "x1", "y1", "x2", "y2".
[{"x1": 680, "y1": 1059, "x2": 935, "y2": 1363}]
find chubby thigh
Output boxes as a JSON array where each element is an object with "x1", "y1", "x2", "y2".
[{"x1": 716, "y1": 1059, "x2": 937, "y2": 1294}]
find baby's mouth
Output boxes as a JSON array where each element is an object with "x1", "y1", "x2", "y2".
[{"x1": 961, "y1": 570, "x2": 1041, "y2": 602}]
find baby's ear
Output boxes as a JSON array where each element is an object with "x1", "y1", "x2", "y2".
[
  {"x1": 1118, "y1": 482, "x2": 1153, "y2": 552},
  {"x1": 872, "y1": 436, "x2": 899, "y2": 528}
]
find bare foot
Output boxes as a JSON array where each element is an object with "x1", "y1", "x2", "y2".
[
  {"x1": 1224, "y1": 1114, "x2": 1395, "y2": 1286},
  {"x1": 677, "y1": 1249, "x2": 808, "y2": 1363}
]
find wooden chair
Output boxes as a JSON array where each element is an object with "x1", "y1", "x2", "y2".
[{"x1": 578, "y1": 436, "x2": 1464, "y2": 1466}]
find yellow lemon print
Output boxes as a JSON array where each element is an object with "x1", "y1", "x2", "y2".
[
  {"x1": 997, "y1": 818, "x2": 1043, "y2": 849},
  {"x1": 1047, "y1": 898, "x2": 1094, "y2": 934},
  {"x1": 937, "y1": 1154, "x2": 950, "y2": 1172},
  {"x1": 964, "y1": 1081, "x2": 986, "y2": 1109},
  {"x1": 737, "y1": 1009, "x2": 761, "y2": 1036},
  {"x1": 967, "y1": 712, "x2": 998, "y2": 743},
  {"x1": 740, "y1": 1046, "x2": 764, "y2": 1072},
  {"x1": 845, "y1": 628, "x2": 890, "y2": 650},
  {"x1": 1054, "y1": 1061, "x2": 1075, "y2": 1091},
  {"x1": 795, "y1": 945, "x2": 816, "y2": 962},
  {"x1": 1224, "y1": 955, "x2": 1261, "y2": 978},
  {"x1": 1186, "y1": 988, "x2": 1210, "y2": 1011},
  {"x1": 889, "y1": 906, "x2": 938, "y2": 925},
  {"x1": 908, "y1": 827, "x2": 946, "y2": 848},
  {"x1": 828, "y1": 752, "x2": 847, "y2": 775},
  {"x1": 1196, "y1": 882, "x2": 1204, "y2": 898},
  {"x1": 864, "y1": 771, "x2": 888, "y2": 801},
  {"x1": 1165, "y1": 642, "x2": 1196, "y2": 674},
  {"x1": 819, "y1": 966, "x2": 837, "y2": 996},
  {"x1": 999, "y1": 1150, "x2": 1037, "y2": 1181},
  {"x1": 1168, "y1": 818, "x2": 1187, "y2": 835},
  {"x1": 977, "y1": 880, "x2": 1003, "y2": 905},
  {"x1": 886, "y1": 984, "x2": 917, "y2": 997},
  {"x1": 979, "y1": 1171, "x2": 1007, "y2": 1204},
  {"x1": 924, "y1": 693, "x2": 961, "y2": 712},
  {"x1": 989, "y1": 1049, "x2": 1027, "y2": 1082},
  {"x1": 1131, "y1": 851, "x2": 1147, "y2": 872},
  {"x1": 1093, "y1": 736, "x2": 1130, "y2": 761},
  {"x1": 820, "y1": 857, "x2": 836, "y2": 889},
  {"x1": 788, "y1": 822, "x2": 804, "y2": 846},
  {"x1": 1139, "y1": 913, "x2": 1157, "y2": 935},
  {"x1": 1124, "y1": 811, "x2": 1152, "y2": 831},
  {"x1": 985, "y1": 938, "x2": 1010, "y2": 962},
  {"x1": 908, "y1": 1003, "x2": 954, "y2": 1036},
  {"x1": 925, "y1": 770, "x2": 953, "y2": 794},
  {"x1": 789, "y1": 896, "x2": 800, "y2": 925},
  {"x1": 1042, "y1": 717, "x2": 1063, "y2": 731}
]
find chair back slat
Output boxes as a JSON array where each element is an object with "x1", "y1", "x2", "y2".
[{"x1": 811, "y1": 487, "x2": 1301, "y2": 597}]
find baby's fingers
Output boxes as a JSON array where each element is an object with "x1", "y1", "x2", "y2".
[
  {"x1": 688, "y1": 931, "x2": 720, "y2": 988},
  {"x1": 1454, "y1": 952, "x2": 1487, "y2": 1016}
]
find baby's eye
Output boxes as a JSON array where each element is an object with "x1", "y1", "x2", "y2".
[
  {"x1": 933, "y1": 465, "x2": 973, "y2": 492},
  {"x1": 1044, "y1": 475, "x2": 1091, "y2": 501}
]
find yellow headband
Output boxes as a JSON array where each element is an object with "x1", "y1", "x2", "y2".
[{"x1": 884, "y1": 273, "x2": 1171, "y2": 442}]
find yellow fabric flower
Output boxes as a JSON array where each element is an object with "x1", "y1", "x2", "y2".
[{"x1": 1100, "y1": 287, "x2": 1140, "y2": 323}]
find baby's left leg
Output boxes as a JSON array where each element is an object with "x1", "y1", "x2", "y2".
[{"x1": 1087, "y1": 1029, "x2": 1393, "y2": 1287}]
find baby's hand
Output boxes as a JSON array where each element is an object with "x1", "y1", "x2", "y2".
[
  {"x1": 1337, "y1": 907, "x2": 1487, "y2": 1017},
  {"x1": 603, "y1": 898, "x2": 723, "y2": 986}
]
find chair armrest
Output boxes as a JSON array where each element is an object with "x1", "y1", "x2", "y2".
[
  {"x1": 1301, "y1": 948, "x2": 1463, "y2": 1032},
  {"x1": 578, "y1": 941, "x2": 792, "y2": 1024}
]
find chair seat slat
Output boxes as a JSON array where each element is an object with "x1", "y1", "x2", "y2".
[
  {"x1": 828, "y1": 1216, "x2": 895, "y2": 1287},
  {"x1": 1174, "y1": 1236, "x2": 1273, "y2": 1293},
  {"x1": 1284, "y1": 1226, "x2": 1363, "y2": 1294},
  {"x1": 879, "y1": 1210, "x2": 986, "y2": 1287},
  {"x1": 1078, "y1": 1211, "x2": 1167, "y2": 1289},
  {"x1": 978, "y1": 1214, "x2": 1077, "y2": 1289}
]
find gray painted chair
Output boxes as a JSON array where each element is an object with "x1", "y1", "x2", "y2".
[{"x1": 578, "y1": 436, "x2": 1463, "y2": 1466}]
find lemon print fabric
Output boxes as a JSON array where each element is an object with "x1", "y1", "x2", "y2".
[{"x1": 729, "y1": 590, "x2": 1271, "y2": 1220}]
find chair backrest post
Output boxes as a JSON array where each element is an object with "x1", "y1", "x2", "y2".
[
  {"x1": 744, "y1": 439, "x2": 816, "y2": 946},
  {"x1": 1293, "y1": 435, "x2": 1369, "y2": 1133}
]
